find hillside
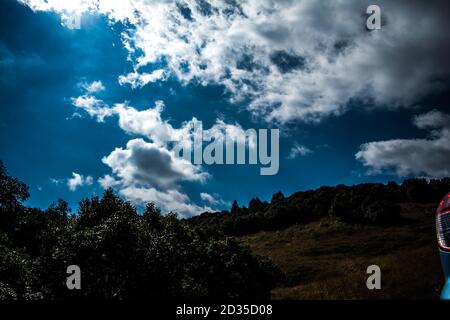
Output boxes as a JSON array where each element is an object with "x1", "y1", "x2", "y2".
[
  {"x1": 1, "y1": 160, "x2": 447, "y2": 300},
  {"x1": 240, "y1": 203, "x2": 443, "y2": 299},
  {"x1": 190, "y1": 179, "x2": 450, "y2": 236}
]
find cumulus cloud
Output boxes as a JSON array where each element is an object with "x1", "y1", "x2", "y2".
[
  {"x1": 98, "y1": 174, "x2": 120, "y2": 189},
  {"x1": 112, "y1": 101, "x2": 185, "y2": 146},
  {"x1": 69, "y1": 90, "x2": 256, "y2": 216},
  {"x1": 356, "y1": 110, "x2": 450, "y2": 178},
  {"x1": 102, "y1": 138, "x2": 208, "y2": 188},
  {"x1": 98, "y1": 138, "x2": 211, "y2": 217},
  {"x1": 71, "y1": 93, "x2": 257, "y2": 153},
  {"x1": 71, "y1": 95, "x2": 188, "y2": 146},
  {"x1": 67, "y1": 172, "x2": 93, "y2": 191},
  {"x1": 20, "y1": 0, "x2": 450, "y2": 123},
  {"x1": 287, "y1": 143, "x2": 312, "y2": 159}
]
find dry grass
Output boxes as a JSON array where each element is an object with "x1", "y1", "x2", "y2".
[{"x1": 239, "y1": 203, "x2": 443, "y2": 299}]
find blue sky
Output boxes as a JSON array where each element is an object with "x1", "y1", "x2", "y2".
[{"x1": 1, "y1": 0, "x2": 449, "y2": 217}]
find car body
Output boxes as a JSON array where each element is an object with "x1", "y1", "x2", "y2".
[{"x1": 437, "y1": 192, "x2": 450, "y2": 300}]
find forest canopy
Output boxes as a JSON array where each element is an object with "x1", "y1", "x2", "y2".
[{"x1": 0, "y1": 161, "x2": 281, "y2": 300}]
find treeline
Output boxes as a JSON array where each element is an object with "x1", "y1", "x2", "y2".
[
  {"x1": 0, "y1": 162, "x2": 281, "y2": 300},
  {"x1": 190, "y1": 178, "x2": 450, "y2": 235}
]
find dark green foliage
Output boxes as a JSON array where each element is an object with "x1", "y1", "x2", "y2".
[
  {"x1": 230, "y1": 200, "x2": 239, "y2": 215},
  {"x1": 0, "y1": 161, "x2": 29, "y2": 210},
  {"x1": 248, "y1": 197, "x2": 266, "y2": 212},
  {"x1": 271, "y1": 191, "x2": 285, "y2": 204},
  {"x1": 191, "y1": 179, "x2": 450, "y2": 235},
  {"x1": 0, "y1": 162, "x2": 281, "y2": 300},
  {"x1": 399, "y1": 178, "x2": 450, "y2": 203},
  {"x1": 328, "y1": 184, "x2": 400, "y2": 224}
]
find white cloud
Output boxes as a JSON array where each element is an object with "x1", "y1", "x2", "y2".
[
  {"x1": 98, "y1": 174, "x2": 120, "y2": 189},
  {"x1": 71, "y1": 80, "x2": 112, "y2": 121},
  {"x1": 121, "y1": 186, "x2": 213, "y2": 218},
  {"x1": 83, "y1": 80, "x2": 105, "y2": 94},
  {"x1": 356, "y1": 110, "x2": 450, "y2": 178},
  {"x1": 67, "y1": 172, "x2": 93, "y2": 191},
  {"x1": 118, "y1": 69, "x2": 166, "y2": 89},
  {"x1": 112, "y1": 101, "x2": 184, "y2": 146},
  {"x1": 200, "y1": 192, "x2": 216, "y2": 204},
  {"x1": 20, "y1": 0, "x2": 450, "y2": 123},
  {"x1": 200, "y1": 192, "x2": 230, "y2": 208},
  {"x1": 69, "y1": 93, "x2": 255, "y2": 216},
  {"x1": 19, "y1": 0, "x2": 92, "y2": 14},
  {"x1": 70, "y1": 95, "x2": 257, "y2": 155},
  {"x1": 102, "y1": 138, "x2": 208, "y2": 188},
  {"x1": 70, "y1": 97, "x2": 189, "y2": 146},
  {"x1": 287, "y1": 143, "x2": 312, "y2": 159},
  {"x1": 71, "y1": 95, "x2": 113, "y2": 122},
  {"x1": 98, "y1": 138, "x2": 211, "y2": 217}
]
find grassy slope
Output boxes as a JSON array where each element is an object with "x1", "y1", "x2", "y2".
[{"x1": 239, "y1": 203, "x2": 443, "y2": 299}]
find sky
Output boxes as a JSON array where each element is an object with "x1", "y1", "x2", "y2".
[{"x1": 0, "y1": 0, "x2": 449, "y2": 217}]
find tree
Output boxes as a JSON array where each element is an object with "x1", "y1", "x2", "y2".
[
  {"x1": 231, "y1": 200, "x2": 239, "y2": 215},
  {"x1": 271, "y1": 191, "x2": 285, "y2": 204},
  {"x1": 248, "y1": 197, "x2": 263, "y2": 211},
  {"x1": 0, "y1": 161, "x2": 29, "y2": 209},
  {"x1": 0, "y1": 162, "x2": 281, "y2": 300}
]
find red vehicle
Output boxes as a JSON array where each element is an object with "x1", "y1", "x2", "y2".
[{"x1": 437, "y1": 193, "x2": 450, "y2": 299}]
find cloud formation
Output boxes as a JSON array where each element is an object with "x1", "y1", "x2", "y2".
[
  {"x1": 70, "y1": 81, "x2": 256, "y2": 216},
  {"x1": 72, "y1": 95, "x2": 112, "y2": 122},
  {"x1": 67, "y1": 172, "x2": 93, "y2": 191},
  {"x1": 20, "y1": 0, "x2": 450, "y2": 213},
  {"x1": 70, "y1": 81, "x2": 254, "y2": 216},
  {"x1": 99, "y1": 138, "x2": 212, "y2": 217},
  {"x1": 97, "y1": 174, "x2": 120, "y2": 189},
  {"x1": 356, "y1": 110, "x2": 450, "y2": 178},
  {"x1": 20, "y1": 0, "x2": 450, "y2": 123},
  {"x1": 118, "y1": 69, "x2": 166, "y2": 89},
  {"x1": 102, "y1": 138, "x2": 208, "y2": 188}
]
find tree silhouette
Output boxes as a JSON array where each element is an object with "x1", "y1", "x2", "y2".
[
  {"x1": 231, "y1": 200, "x2": 239, "y2": 215},
  {"x1": 0, "y1": 162, "x2": 281, "y2": 300}
]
